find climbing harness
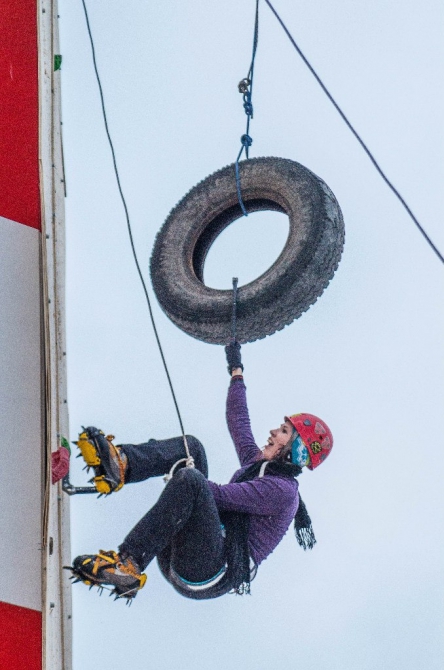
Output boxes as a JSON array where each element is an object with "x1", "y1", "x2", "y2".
[
  {"x1": 170, "y1": 564, "x2": 227, "y2": 592},
  {"x1": 235, "y1": 0, "x2": 259, "y2": 216}
]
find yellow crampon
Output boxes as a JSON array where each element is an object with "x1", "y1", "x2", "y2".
[
  {"x1": 74, "y1": 429, "x2": 126, "y2": 496},
  {"x1": 66, "y1": 550, "x2": 147, "y2": 604},
  {"x1": 93, "y1": 474, "x2": 114, "y2": 495},
  {"x1": 76, "y1": 431, "x2": 101, "y2": 467}
]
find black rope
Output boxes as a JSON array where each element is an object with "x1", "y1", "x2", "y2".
[
  {"x1": 231, "y1": 277, "x2": 239, "y2": 342},
  {"x1": 80, "y1": 0, "x2": 188, "y2": 439},
  {"x1": 264, "y1": 0, "x2": 444, "y2": 265}
]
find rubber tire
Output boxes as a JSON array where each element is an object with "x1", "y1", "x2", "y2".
[{"x1": 150, "y1": 157, "x2": 344, "y2": 344}]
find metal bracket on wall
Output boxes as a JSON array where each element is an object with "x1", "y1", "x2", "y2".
[{"x1": 62, "y1": 474, "x2": 97, "y2": 495}]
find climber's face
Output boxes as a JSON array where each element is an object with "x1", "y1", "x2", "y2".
[{"x1": 262, "y1": 420, "x2": 294, "y2": 461}]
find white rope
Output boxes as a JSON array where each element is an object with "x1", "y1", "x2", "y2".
[
  {"x1": 182, "y1": 434, "x2": 195, "y2": 469},
  {"x1": 258, "y1": 461, "x2": 268, "y2": 478},
  {"x1": 163, "y1": 452, "x2": 195, "y2": 484}
]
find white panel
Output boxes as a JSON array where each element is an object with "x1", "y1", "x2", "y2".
[{"x1": 0, "y1": 215, "x2": 42, "y2": 612}]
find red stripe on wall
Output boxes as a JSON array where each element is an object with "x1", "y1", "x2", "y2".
[
  {"x1": 0, "y1": 601, "x2": 42, "y2": 669},
  {"x1": 0, "y1": 0, "x2": 40, "y2": 229}
]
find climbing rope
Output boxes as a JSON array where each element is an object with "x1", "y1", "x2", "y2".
[
  {"x1": 264, "y1": 0, "x2": 444, "y2": 266},
  {"x1": 231, "y1": 277, "x2": 239, "y2": 342},
  {"x1": 78, "y1": 0, "x2": 441, "y2": 484},
  {"x1": 235, "y1": 0, "x2": 260, "y2": 216},
  {"x1": 80, "y1": 0, "x2": 194, "y2": 469}
]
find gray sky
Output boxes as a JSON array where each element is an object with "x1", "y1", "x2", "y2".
[{"x1": 59, "y1": 1, "x2": 444, "y2": 668}]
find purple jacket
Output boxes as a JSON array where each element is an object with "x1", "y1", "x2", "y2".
[{"x1": 207, "y1": 378, "x2": 299, "y2": 566}]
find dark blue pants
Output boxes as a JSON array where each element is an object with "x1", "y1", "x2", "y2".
[{"x1": 118, "y1": 436, "x2": 226, "y2": 584}]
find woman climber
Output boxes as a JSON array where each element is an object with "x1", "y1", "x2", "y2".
[{"x1": 67, "y1": 342, "x2": 333, "y2": 603}]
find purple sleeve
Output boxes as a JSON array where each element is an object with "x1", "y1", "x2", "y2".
[
  {"x1": 226, "y1": 377, "x2": 262, "y2": 466},
  {"x1": 207, "y1": 477, "x2": 298, "y2": 515}
]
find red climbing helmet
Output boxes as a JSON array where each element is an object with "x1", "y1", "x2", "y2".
[{"x1": 286, "y1": 413, "x2": 333, "y2": 470}]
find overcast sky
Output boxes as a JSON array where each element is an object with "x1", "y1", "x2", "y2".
[{"x1": 59, "y1": 1, "x2": 444, "y2": 668}]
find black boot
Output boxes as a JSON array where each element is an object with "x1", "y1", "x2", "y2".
[{"x1": 67, "y1": 550, "x2": 146, "y2": 603}]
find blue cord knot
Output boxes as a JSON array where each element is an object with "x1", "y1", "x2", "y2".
[
  {"x1": 234, "y1": 0, "x2": 259, "y2": 219},
  {"x1": 243, "y1": 93, "x2": 253, "y2": 116},
  {"x1": 241, "y1": 134, "x2": 253, "y2": 148}
]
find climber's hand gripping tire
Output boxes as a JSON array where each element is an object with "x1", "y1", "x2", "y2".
[{"x1": 150, "y1": 157, "x2": 345, "y2": 344}]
